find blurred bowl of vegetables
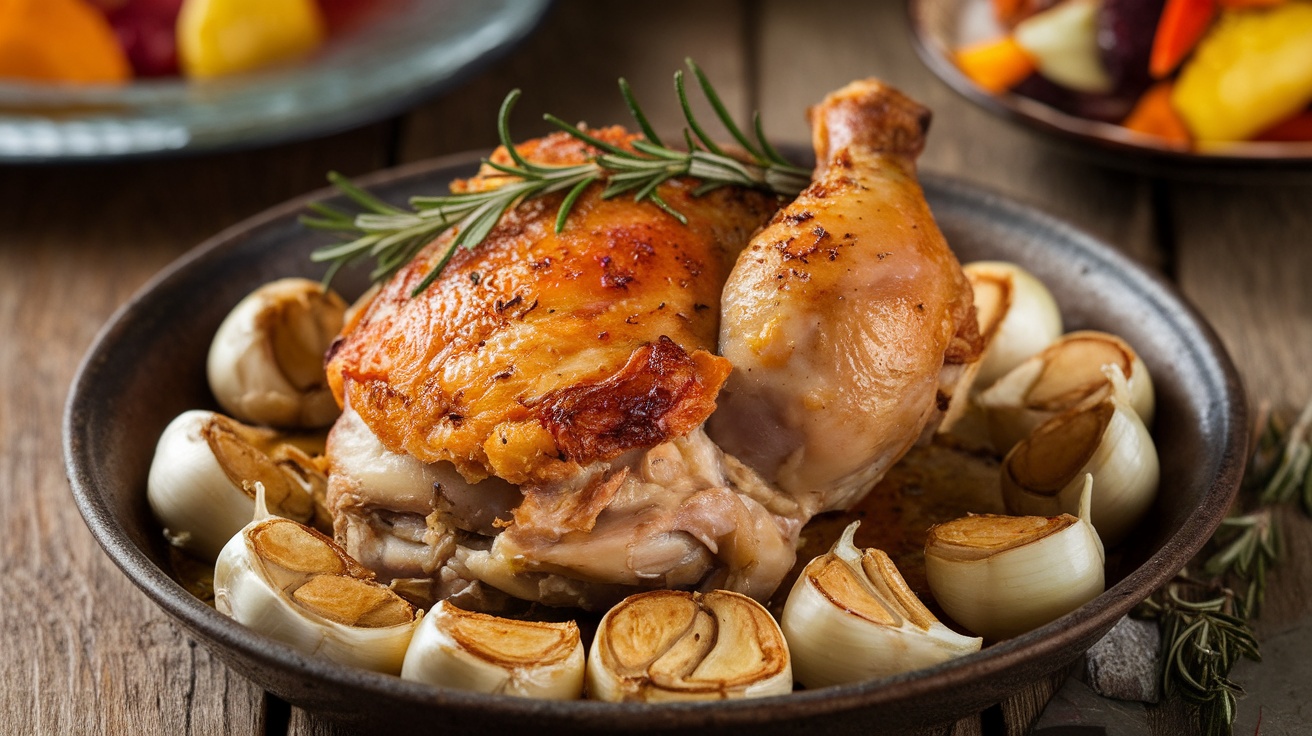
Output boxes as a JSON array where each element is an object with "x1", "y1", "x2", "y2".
[
  {"x1": 909, "y1": 0, "x2": 1312, "y2": 173},
  {"x1": 0, "y1": 0, "x2": 550, "y2": 162}
]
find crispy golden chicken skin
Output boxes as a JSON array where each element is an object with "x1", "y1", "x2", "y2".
[
  {"x1": 326, "y1": 128, "x2": 781, "y2": 487},
  {"x1": 711, "y1": 79, "x2": 981, "y2": 514}
]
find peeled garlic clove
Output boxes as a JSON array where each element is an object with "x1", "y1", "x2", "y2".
[
  {"x1": 781, "y1": 522, "x2": 980, "y2": 689},
  {"x1": 214, "y1": 490, "x2": 418, "y2": 674},
  {"x1": 964, "y1": 261, "x2": 1063, "y2": 390},
  {"x1": 1000, "y1": 368, "x2": 1159, "y2": 546},
  {"x1": 587, "y1": 589, "x2": 791, "y2": 702},
  {"x1": 977, "y1": 330, "x2": 1155, "y2": 453},
  {"x1": 147, "y1": 410, "x2": 328, "y2": 559},
  {"x1": 400, "y1": 601, "x2": 584, "y2": 699},
  {"x1": 926, "y1": 477, "x2": 1104, "y2": 641},
  {"x1": 207, "y1": 277, "x2": 346, "y2": 429}
]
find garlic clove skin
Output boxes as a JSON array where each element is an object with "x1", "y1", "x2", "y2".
[
  {"x1": 963, "y1": 261, "x2": 1063, "y2": 390},
  {"x1": 147, "y1": 409, "x2": 328, "y2": 560},
  {"x1": 401, "y1": 601, "x2": 584, "y2": 699},
  {"x1": 781, "y1": 522, "x2": 981, "y2": 689},
  {"x1": 977, "y1": 330, "x2": 1155, "y2": 453},
  {"x1": 207, "y1": 277, "x2": 346, "y2": 429},
  {"x1": 587, "y1": 589, "x2": 792, "y2": 702},
  {"x1": 1000, "y1": 368, "x2": 1159, "y2": 547},
  {"x1": 214, "y1": 494, "x2": 418, "y2": 675},
  {"x1": 926, "y1": 478, "x2": 1105, "y2": 641}
]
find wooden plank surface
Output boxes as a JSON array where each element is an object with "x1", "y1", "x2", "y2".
[
  {"x1": 3, "y1": 1, "x2": 1309, "y2": 735},
  {"x1": 0, "y1": 128, "x2": 391, "y2": 736}
]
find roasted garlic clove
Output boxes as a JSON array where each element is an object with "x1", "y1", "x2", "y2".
[
  {"x1": 977, "y1": 330, "x2": 1155, "y2": 453},
  {"x1": 147, "y1": 409, "x2": 328, "y2": 559},
  {"x1": 964, "y1": 261, "x2": 1063, "y2": 390},
  {"x1": 781, "y1": 522, "x2": 981, "y2": 688},
  {"x1": 940, "y1": 261, "x2": 1063, "y2": 440},
  {"x1": 587, "y1": 589, "x2": 792, "y2": 702},
  {"x1": 207, "y1": 277, "x2": 346, "y2": 429},
  {"x1": 926, "y1": 476, "x2": 1105, "y2": 641},
  {"x1": 214, "y1": 486, "x2": 418, "y2": 674},
  {"x1": 1000, "y1": 366, "x2": 1159, "y2": 546},
  {"x1": 401, "y1": 601, "x2": 584, "y2": 699}
]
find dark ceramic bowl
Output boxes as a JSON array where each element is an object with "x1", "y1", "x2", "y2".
[
  {"x1": 65, "y1": 152, "x2": 1246, "y2": 734},
  {"x1": 908, "y1": 0, "x2": 1312, "y2": 178}
]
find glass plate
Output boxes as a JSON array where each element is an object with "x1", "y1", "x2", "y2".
[{"x1": 0, "y1": 0, "x2": 550, "y2": 162}]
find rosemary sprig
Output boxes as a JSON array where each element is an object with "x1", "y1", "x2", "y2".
[
  {"x1": 1139, "y1": 398, "x2": 1312, "y2": 735},
  {"x1": 300, "y1": 59, "x2": 810, "y2": 296},
  {"x1": 1138, "y1": 580, "x2": 1260, "y2": 736}
]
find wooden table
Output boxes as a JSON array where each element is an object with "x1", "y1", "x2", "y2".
[{"x1": 4, "y1": 2, "x2": 1309, "y2": 734}]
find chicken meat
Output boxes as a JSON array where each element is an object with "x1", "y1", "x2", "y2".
[
  {"x1": 323, "y1": 80, "x2": 979, "y2": 613},
  {"x1": 711, "y1": 79, "x2": 981, "y2": 515},
  {"x1": 325, "y1": 128, "x2": 796, "y2": 610}
]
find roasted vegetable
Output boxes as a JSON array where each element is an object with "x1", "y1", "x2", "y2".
[{"x1": 1171, "y1": 3, "x2": 1312, "y2": 142}]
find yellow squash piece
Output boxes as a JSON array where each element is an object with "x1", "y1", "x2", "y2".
[
  {"x1": 178, "y1": 0, "x2": 326, "y2": 79},
  {"x1": 0, "y1": 0, "x2": 131, "y2": 84},
  {"x1": 1172, "y1": 3, "x2": 1312, "y2": 143}
]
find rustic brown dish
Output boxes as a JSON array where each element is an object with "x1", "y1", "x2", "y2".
[
  {"x1": 908, "y1": 0, "x2": 1312, "y2": 176},
  {"x1": 64, "y1": 151, "x2": 1245, "y2": 733}
]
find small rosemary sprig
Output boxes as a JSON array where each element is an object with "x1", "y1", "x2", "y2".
[
  {"x1": 1139, "y1": 397, "x2": 1312, "y2": 735},
  {"x1": 1138, "y1": 579, "x2": 1260, "y2": 736},
  {"x1": 300, "y1": 59, "x2": 810, "y2": 296}
]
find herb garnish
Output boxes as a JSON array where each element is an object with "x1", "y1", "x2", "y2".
[
  {"x1": 301, "y1": 59, "x2": 810, "y2": 296},
  {"x1": 1138, "y1": 399, "x2": 1312, "y2": 735}
]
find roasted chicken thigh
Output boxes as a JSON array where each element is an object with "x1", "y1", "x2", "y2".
[{"x1": 325, "y1": 128, "x2": 790, "y2": 609}]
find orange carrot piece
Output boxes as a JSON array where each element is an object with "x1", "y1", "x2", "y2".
[
  {"x1": 1122, "y1": 82, "x2": 1193, "y2": 146},
  {"x1": 993, "y1": 0, "x2": 1025, "y2": 22},
  {"x1": 0, "y1": 0, "x2": 130, "y2": 84},
  {"x1": 1254, "y1": 111, "x2": 1312, "y2": 142},
  {"x1": 1150, "y1": 0, "x2": 1217, "y2": 79},
  {"x1": 956, "y1": 36, "x2": 1037, "y2": 94}
]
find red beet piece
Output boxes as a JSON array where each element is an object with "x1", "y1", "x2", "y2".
[
  {"x1": 105, "y1": 0, "x2": 184, "y2": 78},
  {"x1": 1097, "y1": 0, "x2": 1167, "y2": 97}
]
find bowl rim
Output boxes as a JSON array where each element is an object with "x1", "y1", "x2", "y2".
[
  {"x1": 0, "y1": 0, "x2": 552, "y2": 163},
  {"x1": 905, "y1": 0, "x2": 1312, "y2": 171},
  {"x1": 63, "y1": 151, "x2": 1247, "y2": 727}
]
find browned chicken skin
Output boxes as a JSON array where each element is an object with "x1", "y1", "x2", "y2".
[
  {"x1": 325, "y1": 128, "x2": 791, "y2": 610},
  {"x1": 327, "y1": 128, "x2": 779, "y2": 488},
  {"x1": 711, "y1": 79, "x2": 981, "y2": 515},
  {"x1": 323, "y1": 80, "x2": 979, "y2": 612}
]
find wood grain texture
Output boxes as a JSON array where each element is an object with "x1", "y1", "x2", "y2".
[
  {"x1": 4, "y1": 2, "x2": 1309, "y2": 735},
  {"x1": 0, "y1": 127, "x2": 390, "y2": 736},
  {"x1": 397, "y1": 0, "x2": 753, "y2": 163}
]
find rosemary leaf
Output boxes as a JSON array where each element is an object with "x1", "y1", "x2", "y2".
[{"x1": 308, "y1": 60, "x2": 807, "y2": 295}]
